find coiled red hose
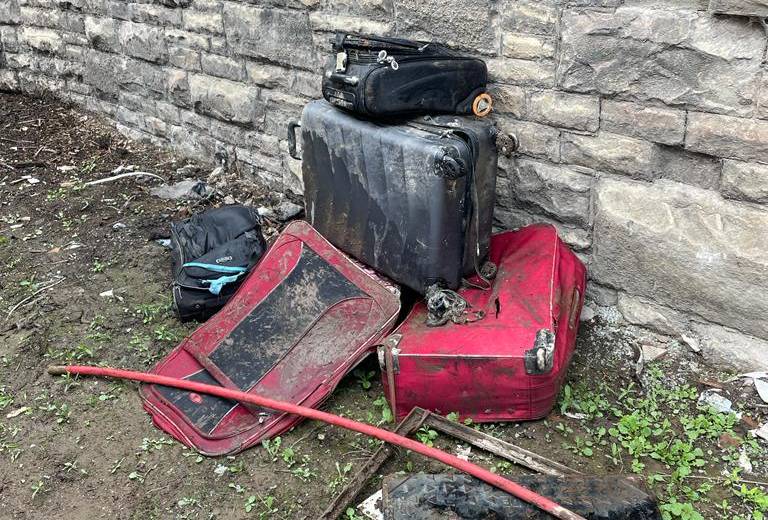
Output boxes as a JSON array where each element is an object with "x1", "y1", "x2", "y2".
[{"x1": 48, "y1": 364, "x2": 585, "y2": 520}]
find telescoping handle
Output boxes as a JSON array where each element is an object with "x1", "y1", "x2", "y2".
[{"x1": 287, "y1": 121, "x2": 301, "y2": 160}]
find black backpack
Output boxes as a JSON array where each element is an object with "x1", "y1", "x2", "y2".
[{"x1": 170, "y1": 206, "x2": 267, "y2": 322}]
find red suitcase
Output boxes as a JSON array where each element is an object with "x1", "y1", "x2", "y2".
[
  {"x1": 141, "y1": 221, "x2": 401, "y2": 456},
  {"x1": 379, "y1": 224, "x2": 586, "y2": 423}
]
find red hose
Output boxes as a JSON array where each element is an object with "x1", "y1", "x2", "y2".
[{"x1": 48, "y1": 365, "x2": 585, "y2": 520}]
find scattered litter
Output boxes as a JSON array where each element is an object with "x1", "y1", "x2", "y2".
[
  {"x1": 154, "y1": 239, "x2": 172, "y2": 249},
  {"x1": 86, "y1": 171, "x2": 165, "y2": 187},
  {"x1": 213, "y1": 464, "x2": 228, "y2": 477},
  {"x1": 111, "y1": 164, "x2": 137, "y2": 175},
  {"x1": 10, "y1": 175, "x2": 40, "y2": 185},
  {"x1": 274, "y1": 200, "x2": 303, "y2": 221},
  {"x1": 150, "y1": 179, "x2": 212, "y2": 200},
  {"x1": 99, "y1": 289, "x2": 114, "y2": 298},
  {"x1": 112, "y1": 222, "x2": 127, "y2": 231},
  {"x1": 6, "y1": 406, "x2": 30, "y2": 419},
  {"x1": 358, "y1": 490, "x2": 383, "y2": 520},
  {"x1": 257, "y1": 206, "x2": 275, "y2": 219},
  {"x1": 57, "y1": 165, "x2": 77, "y2": 172},
  {"x1": 738, "y1": 449, "x2": 753, "y2": 473},
  {"x1": 681, "y1": 333, "x2": 702, "y2": 353},
  {"x1": 455, "y1": 445, "x2": 472, "y2": 461},
  {"x1": 754, "y1": 378, "x2": 768, "y2": 404},
  {"x1": 698, "y1": 389, "x2": 735, "y2": 415},
  {"x1": 752, "y1": 423, "x2": 768, "y2": 442},
  {"x1": 642, "y1": 345, "x2": 667, "y2": 363},
  {"x1": 579, "y1": 304, "x2": 596, "y2": 322},
  {"x1": 564, "y1": 411, "x2": 589, "y2": 420}
]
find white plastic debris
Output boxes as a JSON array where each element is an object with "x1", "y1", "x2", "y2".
[
  {"x1": 681, "y1": 334, "x2": 702, "y2": 353},
  {"x1": 99, "y1": 289, "x2": 114, "y2": 298},
  {"x1": 150, "y1": 179, "x2": 212, "y2": 200},
  {"x1": 57, "y1": 165, "x2": 77, "y2": 172},
  {"x1": 358, "y1": 490, "x2": 384, "y2": 520},
  {"x1": 697, "y1": 389, "x2": 733, "y2": 414},
  {"x1": 213, "y1": 464, "x2": 228, "y2": 477},
  {"x1": 752, "y1": 423, "x2": 768, "y2": 442},
  {"x1": 6, "y1": 406, "x2": 30, "y2": 419},
  {"x1": 738, "y1": 449, "x2": 753, "y2": 473},
  {"x1": 455, "y1": 445, "x2": 472, "y2": 461},
  {"x1": 564, "y1": 411, "x2": 589, "y2": 420},
  {"x1": 112, "y1": 222, "x2": 127, "y2": 231},
  {"x1": 754, "y1": 378, "x2": 768, "y2": 404}
]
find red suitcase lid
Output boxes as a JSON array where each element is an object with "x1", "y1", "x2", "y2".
[{"x1": 141, "y1": 220, "x2": 400, "y2": 455}]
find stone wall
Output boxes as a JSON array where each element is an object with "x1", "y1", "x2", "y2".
[{"x1": 2, "y1": 0, "x2": 768, "y2": 368}]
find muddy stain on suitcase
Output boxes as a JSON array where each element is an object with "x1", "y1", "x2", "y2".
[
  {"x1": 155, "y1": 370, "x2": 237, "y2": 434},
  {"x1": 206, "y1": 247, "x2": 364, "y2": 392}
]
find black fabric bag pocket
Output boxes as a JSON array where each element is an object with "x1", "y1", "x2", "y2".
[{"x1": 170, "y1": 206, "x2": 267, "y2": 322}]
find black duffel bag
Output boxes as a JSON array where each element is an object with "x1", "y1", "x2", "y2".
[
  {"x1": 170, "y1": 205, "x2": 267, "y2": 322},
  {"x1": 322, "y1": 32, "x2": 492, "y2": 118}
]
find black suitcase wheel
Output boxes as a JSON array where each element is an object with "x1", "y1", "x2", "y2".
[{"x1": 472, "y1": 93, "x2": 493, "y2": 117}]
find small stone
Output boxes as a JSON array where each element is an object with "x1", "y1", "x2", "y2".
[
  {"x1": 57, "y1": 165, "x2": 77, "y2": 172},
  {"x1": 698, "y1": 389, "x2": 733, "y2": 414},
  {"x1": 257, "y1": 206, "x2": 275, "y2": 219},
  {"x1": 718, "y1": 432, "x2": 741, "y2": 449},
  {"x1": 274, "y1": 201, "x2": 303, "y2": 221},
  {"x1": 223, "y1": 195, "x2": 236, "y2": 205},
  {"x1": 681, "y1": 334, "x2": 702, "y2": 353},
  {"x1": 580, "y1": 305, "x2": 596, "y2": 322},
  {"x1": 112, "y1": 222, "x2": 127, "y2": 231},
  {"x1": 150, "y1": 180, "x2": 212, "y2": 200}
]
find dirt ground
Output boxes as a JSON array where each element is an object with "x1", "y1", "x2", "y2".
[{"x1": 1, "y1": 93, "x2": 767, "y2": 520}]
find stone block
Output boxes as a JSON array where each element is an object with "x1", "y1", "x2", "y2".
[
  {"x1": 593, "y1": 177, "x2": 768, "y2": 341},
  {"x1": 84, "y1": 16, "x2": 119, "y2": 53},
  {"x1": 393, "y1": 0, "x2": 495, "y2": 53},
  {"x1": 0, "y1": 0, "x2": 21, "y2": 25},
  {"x1": 118, "y1": 21, "x2": 167, "y2": 63},
  {"x1": 586, "y1": 283, "x2": 618, "y2": 306},
  {"x1": 493, "y1": 207, "x2": 592, "y2": 251},
  {"x1": 1, "y1": 26, "x2": 20, "y2": 53},
  {"x1": 184, "y1": 10, "x2": 223, "y2": 34},
  {"x1": 562, "y1": 131, "x2": 656, "y2": 179},
  {"x1": 166, "y1": 69, "x2": 190, "y2": 107},
  {"x1": 201, "y1": 53, "x2": 244, "y2": 81},
  {"x1": 497, "y1": 118, "x2": 560, "y2": 162},
  {"x1": 189, "y1": 74, "x2": 264, "y2": 125},
  {"x1": 709, "y1": 0, "x2": 768, "y2": 16},
  {"x1": 488, "y1": 84, "x2": 525, "y2": 118},
  {"x1": 83, "y1": 50, "x2": 122, "y2": 99},
  {"x1": 308, "y1": 12, "x2": 392, "y2": 34},
  {"x1": 130, "y1": 3, "x2": 182, "y2": 26},
  {"x1": 0, "y1": 69, "x2": 19, "y2": 91},
  {"x1": 507, "y1": 158, "x2": 593, "y2": 226},
  {"x1": 165, "y1": 29, "x2": 210, "y2": 51},
  {"x1": 223, "y1": 5, "x2": 313, "y2": 68},
  {"x1": 526, "y1": 91, "x2": 599, "y2": 132},
  {"x1": 557, "y1": 7, "x2": 764, "y2": 117},
  {"x1": 20, "y1": 7, "x2": 66, "y2": 30},
  {"x1": 690, "y1": 322, "x2": 768, "y2": 371},
  {"x1": 617, "y1": 293, "x2": 689, "y2": 336},
  {"x1": 487, "y1": 58, "x2": 555, "y2": 88},
  {"x1": 119, "y1": 58, "x2": 166, "y2": 98},
  {"x1": 721, "y1": 160, "x2": 768, "y2": 204},
  {"x1": 562, "y1": 132, "x2": 721, "y2": 187},
  {"x1": 20, "y1": 27, "x2": 64, "y2": 54},
  {"x1": 601, "y1": 100, "x2": 686, "y2": 146},
  {"x1": 168, "y1": 46, "x2": 201, "y2": 71},
  {"x1": 686, "y1": 112, "x2": 768, "y2": 163},
  {"x1": 502, "y1": 32, "x2": 556, "y2": 60},
  {"x1": 499, "y1": 0, "x2": 558, "y2": 35}
]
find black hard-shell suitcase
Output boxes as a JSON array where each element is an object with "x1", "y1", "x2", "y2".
[
  {"x1": 322, "y1": 33, "x2": 492, "y2": 118},
  {"x1": 288, "y1": 100, "x2": 498, "y2": 294}
]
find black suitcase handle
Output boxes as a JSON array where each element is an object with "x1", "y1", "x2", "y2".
[{"x1": 287, "y1": 121, "x2": 301, "y2": 160}]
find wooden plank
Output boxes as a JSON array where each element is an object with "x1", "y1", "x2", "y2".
[
  {"x1": 423, "y1": 414, "x2": 579, "y2": 477},
  {"x1": 318, "y1": 407, "x2": 431, "y2": 520}
]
